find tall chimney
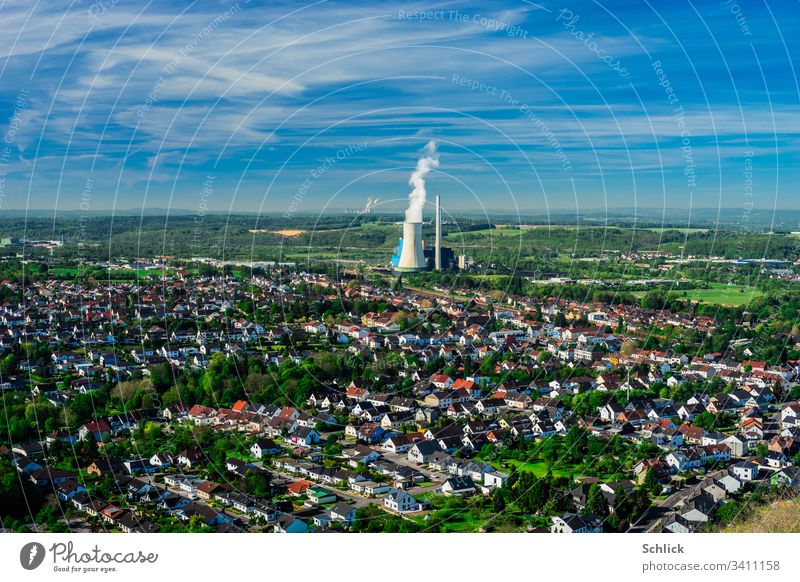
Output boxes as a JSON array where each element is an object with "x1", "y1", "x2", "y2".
[{"x1": 435, "y1": 195, "x2": 441, "y2": 270}]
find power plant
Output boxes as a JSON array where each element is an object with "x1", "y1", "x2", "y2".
[
  {"x1": 391, "y1": 196, "x2": 453, "y2": 272},
  {"x1": 391, "y1": 141, "x2": 453, "y2": 272},
  {"x1": 394, "y1": 220, "x2": 426, "y2": 272}
]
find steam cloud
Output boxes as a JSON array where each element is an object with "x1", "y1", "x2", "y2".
[{"x1": 405, "y1": 140, "x2": 439, "y2": 223}]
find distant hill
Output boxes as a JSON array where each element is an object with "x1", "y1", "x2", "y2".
[{"x1": 2, "y1": 206, "x2": 797, "y2": 229}]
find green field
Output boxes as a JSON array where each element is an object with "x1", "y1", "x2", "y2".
[
  {"x1": 49, "y1": 267, "x2": 177, "y2": 279},
  {"x1": 49, "y1": 267, "x2": 79, "y2": 276},
  {"x1": 501, "y1": 459, "x2": 570, "y2": 478},
  {"x1": 444, "y1": 227, "x2": 523, "y2": 240},
  {"x1": 675, "y1": 283, "x2": 762, "y2": 306},
  {"x1": 631, "y1": 282, "x2": 763, "y2": 306}
]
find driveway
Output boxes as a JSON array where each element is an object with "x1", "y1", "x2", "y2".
[
  {"x1": 270, "y1": 468, "x2": 372, "y2": 508},
  {"x1": 377, "y1": 450, "x2": 442, "y2": 482}
]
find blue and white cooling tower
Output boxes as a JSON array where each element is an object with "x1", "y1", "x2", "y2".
[{"x1": 395, "y1": 221, "x2": 426, "y2": 272}]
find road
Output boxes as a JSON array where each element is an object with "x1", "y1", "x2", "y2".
[
  {"x1": 377, "y1": 449, "x2": 446, "y2": 482},
  {"x1": 166, "y1": 484, "x2": 252, "y2": 526},
  {"x1": 270, "y1": 468, "x2": 373, "y2": 508},
  {"x1": 628, "y1": 468, "x2": 728, "y2": 532},
  {"x1": 408, "y1": 482, "x2": 442, "y2": 495}
]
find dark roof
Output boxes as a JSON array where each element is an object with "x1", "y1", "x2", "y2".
[
  {"x1": 412, "y1": 440, "x2": 440, "y2": 455},
  {"x1": 330, "y1": 502, "x2": 355, "y2": 516},
  {"x1": 444, "y1": 476, "x2": 475, "y2": 491}
]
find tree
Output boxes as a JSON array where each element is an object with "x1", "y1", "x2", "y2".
[
  {"x1": 714, "y1": 500, "x2": 744, "y2": 525},
  {"x1": 492, "y1": 488, "x2": 506, "y2": 513},
  {"x1": 522, "y1": 476, "x2": 551, "y2": 513},
  {"x1": 243, "y1": 469, "x2": 271, "y2": 498},
  {"x1": 324, "y1": 433, "x2": 343, "y2": 457},
  {"x1": 149, "y1": 362, "x2": 174, "y2": 393},
  {"x1": 479, "y1": 443, "x2": 496, "y2": 460},
  {"x1": 641, "y1": 289, "x2": 668, "y2": 310},
  {"x1": 539, "y1": 436, "x2": 563, "y2": 465},
  {"x1": 111, "y1": 379, "x2": 151, "y2": 403},
  {"x1": 585, "y1": 484, "x2": 608, "y2": 517},
  {"x1": 0, "y1": 460, "x2": 44, "y2": 520},
  {"x1": 620, "y1": 340, "x2": 638, "y2": 356},
  {"x1": 643, "y1": 468, "x2": 660, "y2": 495},
  {"x1": 68, "y1": 393, "x2": 107, "y2": 427}
]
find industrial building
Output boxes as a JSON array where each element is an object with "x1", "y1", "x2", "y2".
[{"x1": 391, "y1": 195, "x2": 454, "y2": 272}]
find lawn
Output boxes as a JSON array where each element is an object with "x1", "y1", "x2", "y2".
[
  {"x1": 49, "y1": 267, "x2": 79, "y2": 276},
  {"x1": 223, "y1": 450, "x2": 258, "y2": 463},
  {"x1": 444, "y1": 227, "x2": 522, "y2": 240},
  {"x1": 501, "y1": 459, "x2": 571, "y2": 478},
  {"x1": 632, "y1": 282, "x2": 763, "y2": 306},
  {"x1": 48, "y1": 267, "x2": 177, "y2": 280},
  {"x1": 673, "y1": 283, "x2": 763, "y2": 306},
  {"x1": 409, "y1": 496, "x2": 495, "y2": 532},
  {"x1": 435, "y1": 513, "x2": 487, "y2": 532}
]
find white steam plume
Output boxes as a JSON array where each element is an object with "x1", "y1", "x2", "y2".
[{"x1": 405, "y1": 140, "x2": 439, "y2": 223}]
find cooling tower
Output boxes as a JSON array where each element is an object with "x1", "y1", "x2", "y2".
[{"x1": 396, "y1": 221, "x2": 426, "y2": 271}]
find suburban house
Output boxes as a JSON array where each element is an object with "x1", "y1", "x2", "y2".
[
  {"x1": 731, "y1": 461, "x2": 759, "y2": 481},
  {"x1": 441, "y1": 476, "x2": 476, "y2": 496},
  {"x1": 408, "y1": 440, "x2": 441, "y2": 464},
  {"x1": 250, "y1": 438, "x2": 281, "y2": 458},
  {"x1": 384, "y1": 488, "x2": 418, "y2": 513},
  {"x1": 274, "y1": 514, "x2": 308, "y2": 533},
  {"x1": 551, "y1": 512, "x2": 603, "y2": 533}
]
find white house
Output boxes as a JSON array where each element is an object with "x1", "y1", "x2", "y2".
[
  {"x1": 384, "y1": 488, "x2": 417, "y2": 513},
  {"x1": 731, "y1": 461, "x2": 759, "y2": 481},
  {"x1": 407, "y1": 440, "x2": 440, "y2": 464},
  {"x1": 382, "y1": 435, "x2": 418, "y2": 454},
  {"x1": 352, "y1": 481, "x2": 391, "y2": 497},
  {"x1": 665, "y1": 450, "x2": 702, "y2": 472},
  {"x1": 149, "y1": 453, "x2": 171, "y2": 468},
  {"x1": 551, "y1": 513, "x2": 603, "y2": 533},
  {"x1": 483, "y1": 470, "x2": 509, "y2": 489},
  {"x1": 329, "y1": 502, "x2": 357, "y2": 524},
  {"x1": 250, "y1": 439, "x2": 281, "y2": 458},
  {"x1": 716, "y1": 474, "x2": 744, "y2": 494}
]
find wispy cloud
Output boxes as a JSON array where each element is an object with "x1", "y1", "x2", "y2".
[{"x1": 0, "y1": 0, "x2": 797, "y2": 211}]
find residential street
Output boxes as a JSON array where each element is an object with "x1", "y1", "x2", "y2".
[
  {"x1": 628, "y1": 468, "x2": 729, "y2": 532},
  {"x1": 271, "y1": 469, "x2": 373, "y2": 508}
]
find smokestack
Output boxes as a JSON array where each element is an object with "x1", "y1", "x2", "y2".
[
  {"x1": 435, "y1": 195, "x2": 441, "y2": 270},
  {"x1": 393, "y1": 142, "x2": 439, "y2": 272},
  {"x1": 396, "y1": 221, "x2": 426, "y2": 271},
  {"x1": 405, "y1": 141, "x2": 438, "y2": 223}
]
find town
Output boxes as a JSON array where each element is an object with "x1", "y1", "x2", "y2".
[{"x1": 1, "y1": 252, "x2": 799, "y2": 534}]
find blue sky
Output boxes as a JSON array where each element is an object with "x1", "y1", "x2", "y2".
[{"x1": 0, "y1": 0, "x2": 798, "y2": 216}]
